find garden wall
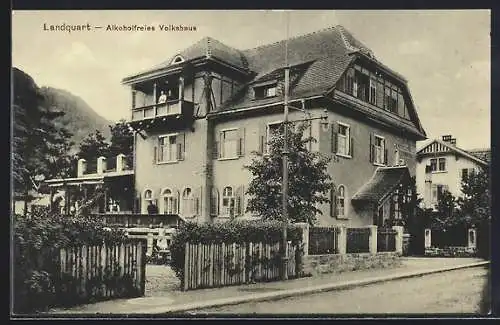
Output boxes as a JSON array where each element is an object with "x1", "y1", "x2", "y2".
[{"x1": 303, "y1": 252, "x2": 402, "y2": 276}]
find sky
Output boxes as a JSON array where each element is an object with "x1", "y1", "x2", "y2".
[{"x1": 12, "y1": 10, "x2": 491, "y2": 149}]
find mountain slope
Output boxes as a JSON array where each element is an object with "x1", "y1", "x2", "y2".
[{"x1": 39, "y1": 86, "x2": 112, "y2": 151}]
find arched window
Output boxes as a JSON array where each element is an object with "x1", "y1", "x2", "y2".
[
  {"x1": 221, "y1": 186, "x2": 235, "y2": 217},
  {"x1": 161, "y1": 188, "x2": 178, "y2": 214},
  {"x1": 142, "y1": 189, "x2": 155, "y2": 214},
  {"x1": 181, "y1": 187, "x2": 194, "y2": 216},
  {"x1": 336, "y1": 185, "x2": 346, "y2": 218}
]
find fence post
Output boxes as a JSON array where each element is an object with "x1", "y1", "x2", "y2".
[
  {"x1": 295, "y1": 222, "x2": 309, "y2": 257},
  {"x1": 468, "y1": 228, "x2": 477, "y2": 249},
  {"x1": 424, "y1": 228, "x2": 432, "y2": 249},
  {"x1": 368, "y1": 225, "x2": 377, "y2": 254},
  {"x1": 392, "y1": 225, "x2": 404, "y2": 254},
  {"x1": 337, "y1": 226, "x2": 347, "y2": 255}
]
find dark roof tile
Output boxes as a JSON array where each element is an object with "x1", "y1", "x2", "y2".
[{"x1": 351, "y1": 166, "x2": 410, "y2": 204}]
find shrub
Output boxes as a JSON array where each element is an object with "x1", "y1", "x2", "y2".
[
  {"x1": 169, "y1": 219, "x2": 303, "y2": 284},
  {"x1": 13, "y1": 210, "x2": 128, "y2": 313}
]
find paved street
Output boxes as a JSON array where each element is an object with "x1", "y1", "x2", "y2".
[{"x1": 190, "y1": 266, "x2": 489, "y2": 315}]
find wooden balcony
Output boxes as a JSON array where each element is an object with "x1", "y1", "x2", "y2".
[{"x1": 131, "y1": 99, "x2": 194, "y2": 122}]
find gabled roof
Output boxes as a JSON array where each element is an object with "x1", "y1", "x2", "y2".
[
  {"x1": 467, "y1": 148, "x2": 491, "y2": 163},
  {"x1": 351, "y1": 166, "x2": 411, "y2": 205},
  {"x1": 416, "y1": 139, "x2": 489, "y2": 166}
]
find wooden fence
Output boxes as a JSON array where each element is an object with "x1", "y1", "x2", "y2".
[
  {"x1": 15, "y1": 240, "x2": 147, "y2": 311},
  {"x1": 183, "y1": 242, "x2": 299, "y2": 291},
  {"x1": 57, "y1": 241, "x2": 147, "y2": 301},
  {"x1": 308, "y1": 227, "x2": 339, "y2": 255}
]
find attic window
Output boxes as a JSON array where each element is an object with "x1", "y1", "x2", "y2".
[
  {"x1": 171, "y1": 55, "x2": 185, "y2": 65},
  {"x1": 254, "y1": 84, "x2": 277, "y2": 99}
]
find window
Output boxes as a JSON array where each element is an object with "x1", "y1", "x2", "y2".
[
  {"x1": 390, "y1": 90, "x2": 398, "y2": 113},
  {"x1": 144, "y1": 189, "x2": 153, "y2": 201},
  {"x1": 337, "y1": 123, "x2": 351, "y2": 156},
  {"x1": 161, "y1": 188, "x2": 178, "y2": 214},
  {"x1": 221, "y1": 186, "x2": 235, "y2": 217},
  {"x1": 354, "y1": 70, "x2": 370, "y2": 101},
  {"x1": 438, "y1": 158, "x2": 446, "y2": 171},
  {"x1": 369, "y1": 79, "x2": 377, "y2": 105},
  {"x1": 220, "y1": 129, "x2": 238, "y2": 159},
  {"x1": 158, "y1": 134, "x2": 177, "y2": 163},
  {"x1": 181, "y1": 188, "x2": 195, "y2": 216},
  {"x1": 266, "y1": 122, "x2": 283, "y2": 153},
  {"x1": 430, "y1": 158, "x2": 437, "y2": 172},
  {"x1": 432, "y1": 184, "x2": 449, "y2": 205},
  {"x1": 254, "y1": 84, "x2": 277, "y2": 99},
  {"x1": 461, "y1": 168, "x2": 475, "y2": 181},
  {"x1": 336, "y1": 185, "x2": 346, "y2": 218},
  {"x1": 374, "y1": 135, "x2": 385, "y2": 165}
]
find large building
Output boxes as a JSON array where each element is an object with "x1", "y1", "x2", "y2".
[
  {"x1": 122, "y1": 25, "x2": 427, "y2": 227},
  {"x1": 416, "y1": 135, "x2": 489, "y2": 210}
]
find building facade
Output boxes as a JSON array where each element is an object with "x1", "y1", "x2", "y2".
[
  {"x1": 416, "y1": 135, "x2": 490, "y2": 210},
  {"x1": 124, "y1": 26, "x2": 427, "y2": 227}
]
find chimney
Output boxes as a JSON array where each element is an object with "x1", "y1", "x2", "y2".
[
  {"x1": 77, "y1": 159, "x2": 87, "y2": 177},
  {"x1": 442, "y1": 135, "x2": 457, "y2": 146},
  {"x1": 97, "y1": 156, "x2": 107, "y2": 175}
]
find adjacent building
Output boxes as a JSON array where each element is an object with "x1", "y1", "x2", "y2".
[
  {"x1": 123, "y1": 25, "x2": 427, "y2": 227},
  {"x1": 415, "y1": 135, "x2": 490, "y2": 210}
]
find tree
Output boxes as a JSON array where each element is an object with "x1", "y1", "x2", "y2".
[
  {"x1": 431, "y1": 190, "x2": 459, "y2": 229},
  {"x1": 398, "y1": 176, "x2": 423, "y2": 229},
  {"x1": 108, "y1": 119, "x2": 133, "y2": 157},
  {"x1": 77, "y1": 130, "x2": 110, "y2": 161},
  {"x1": 457, "y1": 166, "x2": 491, "y2": 226},
  {"x1": 244, "y1": 122, "x2": 333, "y2": 225},
  {"x1": 12, "y1": 68, "x2": 73, "y2": 212}
]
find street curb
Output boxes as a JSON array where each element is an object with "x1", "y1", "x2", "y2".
[{"x1": 141, "y1": 261, "x2": 490, "y2": 314}]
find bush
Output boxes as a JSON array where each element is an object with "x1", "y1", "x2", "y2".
[
  {"x1": 13, "y1": 210, "x2": 128, "y2": 313},
  {"x1": 169, "y1": 219, "x2": 303, "y2": 284}
]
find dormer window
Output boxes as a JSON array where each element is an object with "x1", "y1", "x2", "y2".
[
  {"x1": 254, "y1": 83, "x2": 277, "y2": 99},
  {"x1": 171, "y1": 55, "x2": 185, "y2": 65}
]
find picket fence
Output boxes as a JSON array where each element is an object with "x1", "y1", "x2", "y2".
[
  {"x1": 183, "y1": 242, "x2": 299, "y2": 291},
  {"x1": 57, "y1": 241, "x2": 147, "y2": 301}
]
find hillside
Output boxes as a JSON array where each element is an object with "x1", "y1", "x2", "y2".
[{"x1": 39, "y1": 87, "x2": 112, "y2": 151}]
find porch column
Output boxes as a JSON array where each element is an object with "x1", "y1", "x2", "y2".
[
  {"x1": 392, "y1": 225, "x2": 404, "y2": 255},
  {"x1": 116, "y1": 153, "x2": 126, "y2": 172},
  {"x1": 368, "y1": 225, "x2": 378, "y2": 254},
  {"x1": 97, "y1": 156, "x2": 107, "y2": 175},
  {"x1": 468, "y1": 228, "x2": 477, "y2": 249},
  {"x1": 77, "y1": 158, "x2": 87, "y2": 177},
  {"x1": 424, "y1": 228, "x2": 432, "y2": 248},
  {"x1": 337, "y1": 225, "x2": 347, "y2": 255},
  {"x1": 179, "y1": 76, "x2": 185, "y2": 102}
]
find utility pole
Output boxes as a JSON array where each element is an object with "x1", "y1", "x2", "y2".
[{"x1": 280, "y1": 11, "x2": 290, "y2": 281}]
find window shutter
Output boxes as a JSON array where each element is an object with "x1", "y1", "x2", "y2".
[
  {"x1": 212, "y1": 141, "x2": 219, "y2": 159},
  {"x1": 384, "y1": 148, "x2": 388, "y2": 165},
  {"x1": 235, "y1": 185, "x2": 244, "y2": 216},
  {"x1": 319, "y1": 122, "x2": 330, "y2": 153},
  {"x1": 331, "y1": 122, "x2": 337, "y2": 153},
  {"x1": 349, "y1": 137, "x2": 354, "y2": 157},
  {"x1": 330, "y1": 186, "x2": 337, "y2": 217},
  {"x1": 177, "y1": 133, "x2": 185, "y2": 160},
  {"x1": 174, "y1": 190, "x2": 180, "y2": 214},
  {"x1": 238, "y1": 128, "x2": 245, "y2": 157},
  {"x1": 153, "y1": 146, "x2": 158, "y2": 164},
  {"x1": 210, "y1": 187, "x2": 219, "y2": 216},
  {"x1": 369, "y1": 133, "x2": 374, "y2": 163}
]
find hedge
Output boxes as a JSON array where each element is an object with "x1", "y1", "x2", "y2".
[
  {"x1": 169, "y1": 219, "x2": 303, "y2": 284},
  {"x1": 13, "y1": 211, "x2": 129, "y2": 313}
]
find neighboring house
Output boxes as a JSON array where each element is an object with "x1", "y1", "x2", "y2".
[
  {"x1": 121, "y1": 25, "x2": 427, "y2": 227},
  {"x1": 415, "y1": 135, "x2": 490, "y2": 210},
  {"x1": 44, "y1": 154, "x2": 135, "y2": 214}
]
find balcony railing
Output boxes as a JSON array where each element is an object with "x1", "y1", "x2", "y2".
[
  {"x1": 92, "y1": 213, "x2": 185, "y2": 228},
  {"x1": 132, "y1": 99, "x2": 186, "y2": 121}
]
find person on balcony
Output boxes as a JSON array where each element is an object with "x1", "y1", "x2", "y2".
[
  {"x1": 158, "y1": 91, "x2": 167, "y2": 104},
  {"x1": 147, "y1": 201, "x2": 159, "y2": 215}
]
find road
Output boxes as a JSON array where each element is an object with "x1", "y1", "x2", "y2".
[{"x1": 189, "y1": 266, "x2": 489, "y2": 315}]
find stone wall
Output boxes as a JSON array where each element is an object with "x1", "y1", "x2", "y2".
[
  {"x1": 424, "y1": 246, "x2": 477, "y2": 257},
  {"x1": 303, "y1": 252, "x2": 402, "y2": 276}
]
